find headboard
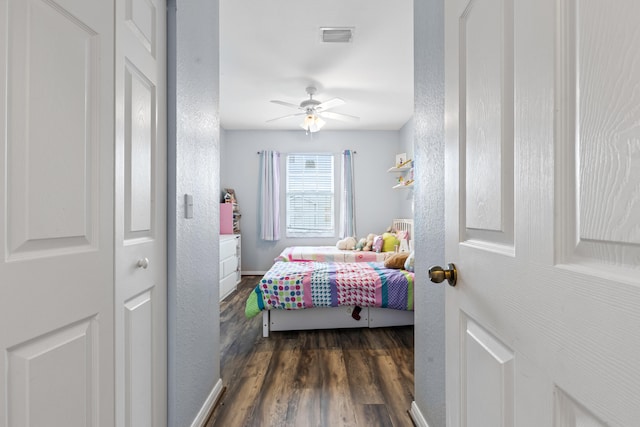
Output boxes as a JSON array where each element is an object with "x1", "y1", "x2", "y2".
[{"x1": 391, "y1": 218, "x2": 414, "y2": 252}]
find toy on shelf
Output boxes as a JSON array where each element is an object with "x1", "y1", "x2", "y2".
[{"x1": 389, "y1": 154, "x2": 414, "y2": 189}]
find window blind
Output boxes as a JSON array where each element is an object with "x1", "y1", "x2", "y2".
[{"x1": 286, "y1": 153, "x2": 334, "y2": 236}]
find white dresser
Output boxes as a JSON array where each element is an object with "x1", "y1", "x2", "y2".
[{"x1": 219, "y1": 234, "x2": 241, "y2": 301}]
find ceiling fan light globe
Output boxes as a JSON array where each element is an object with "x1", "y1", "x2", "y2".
[{"x1": 300, "y1": 114, "x2": 325, "y2": 133}]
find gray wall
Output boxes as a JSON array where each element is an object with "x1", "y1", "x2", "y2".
[
  {"x1": 413, "y1": 0, "x2": 446, "y2": 425},
  {"x1": 167, "y1": 1, "x2": 221, "y2": 426},
  {"x1": 221, "y1": 129, "x2": 406, "y2": 272}
]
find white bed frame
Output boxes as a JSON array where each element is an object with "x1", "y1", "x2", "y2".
[
  {"x1": 260, "y1": 218, "x2": 415, "y2": 337},
  {"x1": 262, "y1": 306, "x2": 414, "y2": 337},
  {"x1": 391, "y1": 218, "x2": 414, "y2": 252}
]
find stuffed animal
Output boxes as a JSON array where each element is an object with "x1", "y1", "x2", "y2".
[
  {"x1": 355, "y1": 238, "x2": 367, "y2": 251},
  {"x1": 381, "y1": 232, "x2": 400, "y2": 252},
  {"x1": 346, "y1": 236, "x2": 358, "y2": 250},
  {"x1": 336, "y1": 236, "x2": 357, "y2": 250},
  {"x1": 362, "y1": 233, "x2": 376, "y2": 251},
  {"x1": 384, "y1": 252, "x2": 410, "y2": 269},
  {"x1": 373, "y1": 235, "x2": 384, "y2": 253}
]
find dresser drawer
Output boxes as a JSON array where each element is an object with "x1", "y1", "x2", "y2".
[
  {"x1": 221, "y1": 256, "x2": 237, "y2": 278},
  {"x1": 219, "y1": 234, "x2": 241, "y2": 301},
  {"x1": 220, "y1": 273, "x2": 236, "y2": 300},
  {"x1": 220, "y1": 236, "x2": 236, "y2": 259}
]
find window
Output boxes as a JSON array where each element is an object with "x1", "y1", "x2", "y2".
[{"x1": 286, "y1": 153, "x2": 335, "y2": 237}]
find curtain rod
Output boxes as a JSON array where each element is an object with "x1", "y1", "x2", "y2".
[{"x1": 256, "y1": 150, "x2": 357, "y2": 155}]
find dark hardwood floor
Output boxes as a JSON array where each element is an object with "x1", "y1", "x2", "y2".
[{"x1": 206, "y1": 276, "x2": 415, "y2": 427}]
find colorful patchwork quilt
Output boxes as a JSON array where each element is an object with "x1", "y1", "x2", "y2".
[
  {"x1": 245, "y1": 261, "x2": 414, "y2": 318},
  {"x1": 274, "y1": 246, "x2": 391, "y2": 263}
]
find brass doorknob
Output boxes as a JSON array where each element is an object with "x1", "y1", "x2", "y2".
[{"x1": 428, "y1": 263, "x2": 457, "y2": 286}]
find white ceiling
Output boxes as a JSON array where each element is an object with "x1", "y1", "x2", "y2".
[{"x1": 220, "y1": 0, "x2": 414, "y2": 131}]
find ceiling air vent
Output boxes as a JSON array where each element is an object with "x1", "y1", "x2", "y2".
[{"x1": 320, "y1": 27, "x2": 354, "y2": 43}]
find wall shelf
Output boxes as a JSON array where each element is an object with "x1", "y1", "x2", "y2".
[
  {"x1": 387, "y1": 165, "x2": 413, "y2": 173},
  {"x1": 393, "y1": 182, "x2": 414, "y2": 189},
  {"x1": 388, "y1": 161, "x2": 414, "y2": 189}
]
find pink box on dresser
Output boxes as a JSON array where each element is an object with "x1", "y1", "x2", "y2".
[{"x1": 220, "y1": 203, "x2": 234, "y2": 234}]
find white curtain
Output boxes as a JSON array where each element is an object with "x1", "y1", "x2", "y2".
[
  {"x1": 259, "y1": 150, "x2": 280, "y2": 240},
  {"x1": 339, "y1": 149, "x2": 356, "y2": 238}
]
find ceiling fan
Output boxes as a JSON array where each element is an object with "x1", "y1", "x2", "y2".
[{"x1": 267, "y1": 86, "x2": 360, "y2": 132}]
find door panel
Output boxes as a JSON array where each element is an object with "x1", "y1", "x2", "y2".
[
  {"x1": 446, "y1": 0, "x2": 640, "y2": 425},
  {"x1": 554, "y1": 389, "x2": 607, "y2": 427},
  {"x1": 7, "y1": 319, "x2": 97, "y2": 427},
  {"x1": 559, "y1": 0, "x2": 640, "y2": 269},
  {"x1": 125, "y1": 0, "x2": 155, "y2": 55},
  {"x1": 0, "y1": 0, "x2": 114, "y2": 425},
  {"x1": 124, "y1": 291, "x2": 153, "y2": 427},
  {"x1": 462, "y1": 317, "x2": 514, "y2": 427},
  {"x1": 7, "y1": 0, "x2": 100, "y2": 257},
  {"x1": 460, "y1": 0, "x2": 514, "y2": 248},
  {"x1": 125, "y1": 63, "x2": 155, "y2": 235}
]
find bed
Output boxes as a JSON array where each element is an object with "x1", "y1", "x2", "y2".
[
  {"x1": 273, "y1": 218, "x2": 414, "y2": 263},
  {"x1": 245, "y1": 260, "x2": 414, "y2": 337},
  {"x1": 245, "y1": 218, "x2": 414, "y2": 337},
  {"x1": 274, "y1": 245, "x2": 391, "y2": 263}
]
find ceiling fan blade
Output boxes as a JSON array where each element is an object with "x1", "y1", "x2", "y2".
[
  {"x1": 270, "y1": 100, "x2": 301, "y2": 109},
  {"x1": 266, "y1": 112, "x2": 306, "y2": 123},
  {"x1": 316, "y1": 97, "x2": 345, "y2": 111},
  {"x1": 319, "y1": 111, "x2": 360, "y2": 122}
]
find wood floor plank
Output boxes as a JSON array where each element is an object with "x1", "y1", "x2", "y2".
[
  {"x1": 208, "y1": 373, "x2": 267, "y2": 427},
  {"x1": 286, "y1": 349, "x2": 358, "y2": 426},
  {"x1": 207, "y1": 339, "x2": 276, "y2": 425},
  {"x1": 373, "y1": 355, "x2": 415, "y2": 427},
  {"x1": 207, "y1": 276, "x2": 415, "y2": 427},
  {"x1": 343, "y1": 349, "x2": 386, "y2": 404},
  {"x1": 316, "y1": 349, "x2": 358, "y2": 426},
  {"x1": 352, "y1": 404, "x2": 395, "y2": 427},
  {"x1": 252, "y1": 346, "x2": 304, "y2": 425}
]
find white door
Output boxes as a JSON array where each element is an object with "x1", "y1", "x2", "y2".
[
  {"x1": 0, "y1": 0, "x2": 115, "y2": 425},
  {"x1": 114, "y1": 0, "x2": 166, "y2": 424},
  {"x1": 444, "y1": 0, "x2": 640, "y2": 425}
]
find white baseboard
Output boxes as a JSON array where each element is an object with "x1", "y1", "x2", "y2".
[
  {"x1": 190, "y1": 379, "x2": 224, "y2": 427},
  {"x1": 242, "y1": 271, "x2": 267, "y2": 276},
  {"x1": 410, "y1": 401, "x2": 430, "y2": 427}
]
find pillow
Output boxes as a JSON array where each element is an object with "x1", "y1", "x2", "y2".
[
  {"x1": 404, "y1": 251, "x2": 415, "y2": 272},
  {"x1": 382, "y1": 232, "x2": 400, "y2": 252},
  {"x1": 384, "y1": 252, "x2": 409, "y2": 269},
  {"x1": 395, "y1": 229, "x2": 409, "y2": 242},
  {"x1": 373, "y1": 235, "x2": 384, "y2": 252},
  {"x1": 273, "y1": 247, "x2": 293, "y2": 262}
]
